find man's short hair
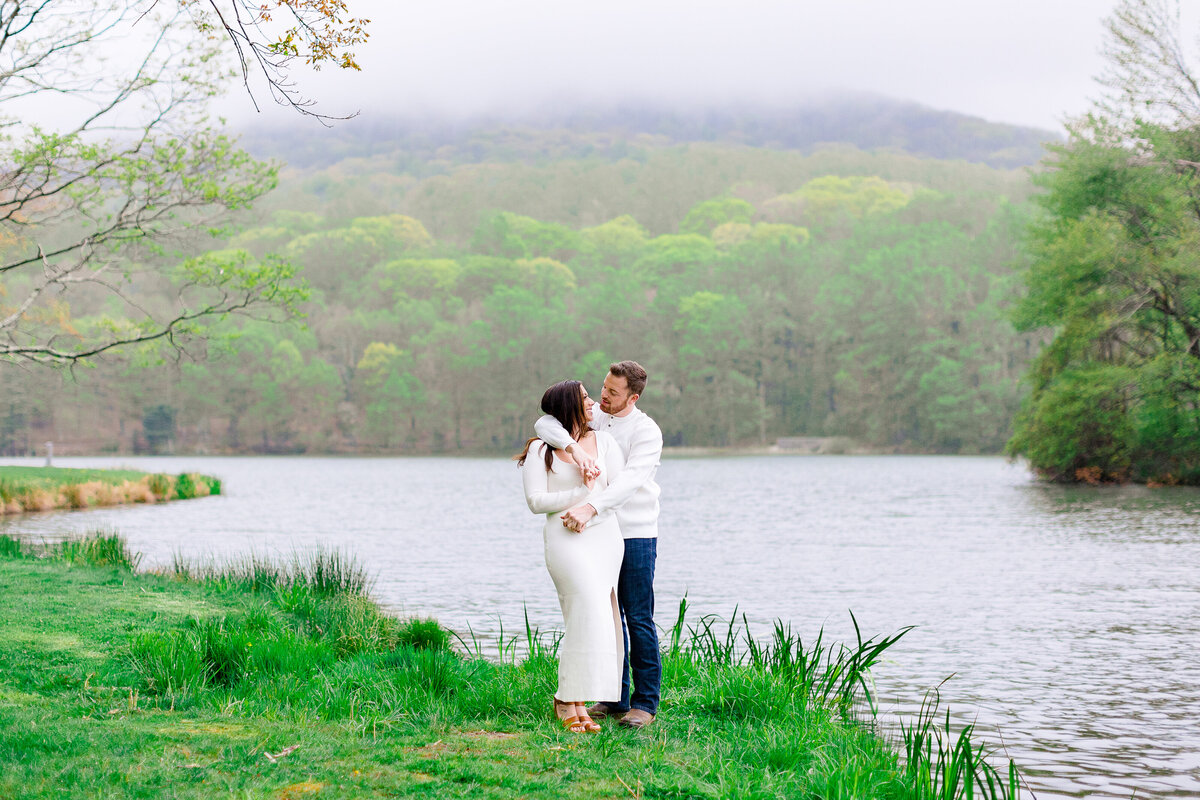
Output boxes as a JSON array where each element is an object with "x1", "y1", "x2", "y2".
[{"x1": 609, "y1": 360, "x2": 648, "y2": 396}]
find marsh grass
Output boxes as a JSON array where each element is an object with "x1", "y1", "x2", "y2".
[
  {"x1": 0, "y1": 467, "x2": 220, "y2": 514},
  {"x1": 900, "y1": 686, "x2": 1021, "y2": 800},
  {"x1": 0, "y1": 529, "x2": 140, "y2": 570},
  {"x1": 53, "y1": 530, "x2": 142, "y2": 570},
  {"x1": 0, "y1": 532, "x2": 1022, "y2": 799},
  {"x1": 667, "y1": 596, "x2": 911, "y2": 717},
  {"x1": 146, "y1": 472, "x2": 172, "y2": 499},
  {"x1": 170, "y1": 547, "x2": 373, "y2": 597},
  {"x1": 0, "y1": 534, "x2": 22, "y2": 559}
]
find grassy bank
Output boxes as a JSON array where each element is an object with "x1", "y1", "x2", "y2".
[
  {"x1": 0, "y1": 533, "x2": 1019, "y2": 799},
  {"x1": 0, "y1": 467, "x2": 220, "y2": 515}
]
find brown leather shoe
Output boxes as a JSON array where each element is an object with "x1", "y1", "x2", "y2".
[
  {"x1": 586, "y1": 702, "x2": 625, "y2": 720},
  {"x1": 618, "y1": 708, "x2": 655, "y2": 729}
]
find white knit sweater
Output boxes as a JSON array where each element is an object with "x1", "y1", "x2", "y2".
[{"x1": 534, "y1": 405, "x2": 663, "y2": 539}]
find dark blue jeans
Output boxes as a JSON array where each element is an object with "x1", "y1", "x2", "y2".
[{"x1": 611, "y1": 537, "x2": 661, "y2": 714}]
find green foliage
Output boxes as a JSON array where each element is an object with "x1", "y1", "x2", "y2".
[
  {"x1": 174, "y1": 473, "x2": 197, "y2": 500},
  {"x1": 763, "y1": 175, "x2": 911, "y2": 229},
  {"x1": 5, "y1": 143, "x2": 1040, "y2": 455},
  {"x1": 1008, "y1": 364, "x2": 1136, "y2": 482},
  {"x1": 1009, "y1": 117, "x2": 1200, "y2": 483},
  {"x1": 679, "y1": 196, "x2": 755, "y2": 235}
]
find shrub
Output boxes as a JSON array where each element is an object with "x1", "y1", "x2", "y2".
[
  {"x1": 147, "y1": 473, "x2": 172, "y2": 500},
  {"x1": 174, "y1": 473, "x2": 197, "y2": 500},
  {"x1": 398, "y1": 618, "x2": 452, "y2": 652}
]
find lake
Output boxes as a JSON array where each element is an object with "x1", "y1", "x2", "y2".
[{"x1": 2, "y1": 454, "x2": 1198, "y2": 799}]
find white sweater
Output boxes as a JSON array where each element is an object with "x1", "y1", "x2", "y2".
[{"x1": 534, "y1": 405, "x2": 663, "y2": 539}]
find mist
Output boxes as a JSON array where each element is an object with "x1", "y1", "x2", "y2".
[{"x1": 216, "y1": 0, "x2": 1166, "y2": 134}]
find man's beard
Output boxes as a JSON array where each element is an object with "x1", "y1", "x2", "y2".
[{"x1": 602, "y1": 397, "x2": 628, "y2": 415}]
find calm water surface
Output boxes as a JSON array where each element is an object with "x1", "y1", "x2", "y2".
[{"x1": 3, "y1": 455, "x2": 1198, "y2": 799}]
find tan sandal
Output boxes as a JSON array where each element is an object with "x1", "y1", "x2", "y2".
[
  {"x1": 580, "y1": 714, "x2": 601, "y2": 733},
  {"x1": 553, "y1": 698, "x2": 587, "y2": 733}
]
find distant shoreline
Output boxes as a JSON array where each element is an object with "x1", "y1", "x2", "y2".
[
  {"x1": 0, "y1": 446, "x2": 1011, "y2": 461},
  {"x1": 1, "y1": 437, "x2": 1008, "y2": 461}
]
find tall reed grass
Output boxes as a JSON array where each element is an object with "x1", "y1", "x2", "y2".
[
  {"x1": 0, "y1": 534, "x2": 23, "y2": 559},
  {"x1": 0, "y1": 529, "x2": 140, "y2": 570},
  {"x1": 665, "y1": 596, "x2": 911, "y2": 717},
  {"x1": 53, "y1": 530, "x2": 142, "y2": 570},
  {"x1": 169, "y1": 548, "x2": 373, "y2": 597},
  {"x1": 900, "y1": 686, "x2": 1021, "y2": 799}
]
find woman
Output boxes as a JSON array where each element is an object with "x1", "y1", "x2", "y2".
[{"x1": 516, "y1": 380, "x2": 625, "y2": 733}]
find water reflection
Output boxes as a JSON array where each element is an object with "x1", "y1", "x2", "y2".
[{"x1": 2, "y1": 454, "x2": 1198, "y2": 799}]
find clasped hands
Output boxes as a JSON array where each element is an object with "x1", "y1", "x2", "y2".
[
  {"x1": 562, "y1": 444, "x2": 600, "y2": 532},
  {"x1": 562, "y1": 502, "x2": 597, "y2": 532}
]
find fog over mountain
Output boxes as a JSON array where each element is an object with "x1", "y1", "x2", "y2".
[
  {"x1": 218, "y1": 0, "x2": 1138, "y2": 133},
  {"x1": 238, "y1": 94, "x2": 1058, "y2": 171}
]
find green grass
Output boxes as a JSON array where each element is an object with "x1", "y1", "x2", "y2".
[
  {"x1": 0, "y1": 533, "x2": 1021, "y2": 799},
  {"x1": 0, "y1": 466, "x2": 150, "y2": 489}
]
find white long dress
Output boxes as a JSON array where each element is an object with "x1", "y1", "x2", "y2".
[{"x1": 522, "y1": 432, "x2": 625, "y2": 701}]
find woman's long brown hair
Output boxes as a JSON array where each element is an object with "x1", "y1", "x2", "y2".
[{"x1": 514, "y1": 380, "x2": 589, "y2": 470}]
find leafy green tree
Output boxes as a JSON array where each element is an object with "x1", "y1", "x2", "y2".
[
  {"x1": 354, "y1": 342, "x2": 423, "y2": 448},
  {"x1": 577, "y1": 216, "x2": 650, "y2": 268},
  {"x1": 180, "y1": 322, "x2": 339, "y2": 452},
  {"x1": 670, "y1": 291, "x2": 764, "y2": 445},
  {"x1": 1008, "y1": 0, "x2": 1200, "y2": 483},
  {"x1": 500, "y1": 213, "x2": 582, "y2": 261},
  {"x1": 369, "y1": 259, "x2": 462, "y2": 302},
  {"x1": 470, "y1": 213, "x2": 529, "y2": 258},
  {"x1": 679, "y1": 197, "x2": 754, "y2": 236},
  {"x1": 712, "y1": 222, "x2": 811, "y2": 250},
  {"x1": 348, "y1": 215, "x2": 434, "y2": 254},
  {"x1": 762, "y1": 176, "x2": 911, "y2": 230}
]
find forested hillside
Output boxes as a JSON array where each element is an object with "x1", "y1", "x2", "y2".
[
  {"x1": 239, "y1": 97, "x2": 1056, "y2": 170},
  {"x1": 1, "y1": 116, "x2": 1046, "y2": 455}
]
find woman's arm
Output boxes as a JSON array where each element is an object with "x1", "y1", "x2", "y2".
[
  {"x1": 534, "y1": 414, "x2": 600, "y2": 475},
  {"x1": 522, "y1": 442, "x2": 591, "y2": 515}
]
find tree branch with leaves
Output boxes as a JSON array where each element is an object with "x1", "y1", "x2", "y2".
[{"x1": 0, "y1": 0, "x2": 366, "y2": 366}]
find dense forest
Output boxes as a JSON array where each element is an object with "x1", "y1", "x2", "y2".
[{"x1": 0, "y1": 102, "x2": 1048, "y2": 456}]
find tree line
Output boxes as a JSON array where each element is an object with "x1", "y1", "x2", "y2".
[{"x1": 2, "y1": 154, "x2": 1041, "y2": 456}]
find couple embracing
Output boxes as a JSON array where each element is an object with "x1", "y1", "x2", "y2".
[{"x1": 516, "y1": 360, "x2": 663, "y2": 733}]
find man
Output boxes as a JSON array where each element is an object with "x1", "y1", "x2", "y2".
[{"x1": 534, "y1": 360, "x2": 663, "y2": 729}]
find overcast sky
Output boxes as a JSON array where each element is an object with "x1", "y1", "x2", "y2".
[{"x1": 222, "y1": 0, "x2": 1200, "y2": 133}]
